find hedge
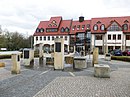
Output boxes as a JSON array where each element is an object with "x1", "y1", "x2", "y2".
[
  {"x1": 0, "y1": 55, "x2": 11, "y2": 59},
  {"x1": 0, "y1": 52, "x2": 39, "y2": 59},
  {"x1": 111, "y1": 56, "x2": 130, "y2": 62}
]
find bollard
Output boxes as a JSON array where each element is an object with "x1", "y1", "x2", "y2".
[
  {"x1": 93, "y1": 48, "x2": 99, "y2": 66},
  {"x1": 11, "y1": 54, "x2": 21, "y2": 74}
]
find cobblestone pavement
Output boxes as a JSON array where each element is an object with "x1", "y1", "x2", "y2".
[
  {"x1": 34, "y1": 69, "x2": 130, "y2": 97},
  {"x1": 0, "y1": 56, "x2": 130, "y2": 97}
]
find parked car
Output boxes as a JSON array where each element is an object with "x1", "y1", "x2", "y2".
[
  {"x1": 122, "y1": 50, "x2": 130, "y2": 56},
  {"x1": 113, "y1": 49, "x2": 122, "y2": 56}
]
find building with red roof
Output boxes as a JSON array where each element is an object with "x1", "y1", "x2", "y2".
[{"x1": 33, "y1": 16, "x2": 130, "y2": 54}]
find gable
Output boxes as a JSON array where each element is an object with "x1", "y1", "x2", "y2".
[{"x1": 107, "y1": 21, "x2": 122, "y2": 31}]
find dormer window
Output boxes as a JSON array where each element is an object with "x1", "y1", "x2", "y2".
[
  {"x1": 100, "y1": 24, "x2": 105, "y2": 31},
  {"x1": 97, "y1": 21, "x2": 101, "y2": 24},
  {"x1": 53, "y1": 24, "x2": 57, "y2": 27},
  {"x1": 40, "y1": 28, "x2": 44, "y2": 32},
  {"x1": 36, "y1": 28, "x2": 39, "y2": 33},
  {"x1": 87, "y1": 24, "x2": 90, "y2": 30},
  {"x1": 124, "y1": 20, "x2": 129, "y2": 23},
  {"x1": 48, "y1": 24, "x2": 52, "y2": 27},
  {"x1": 61, "y1": 27, "x2": 65, "y2": 32},
  {"x1": 72, "y1": 25, "x2": 76, "y2": 31},
  {"x1": 65, "y1": 27, "x2": 69, "y2": 32},
  {"x1": 93, "y1": 24, "x2": 98, "y2": 31},
  {"x1": 107, "y1": 22, "x2": 122, "y2": 31},
  {"x1": 77, "y1": 25, "x2": 80, "y2": 30},
  {"x1": 82, "y1": 25, "x2": 85, "y2": 30},
  {"x1": 123, "y1": 24, "x2": 128, "y2": 31},
  {"x1": 52, "y1": 20, "x2": 56, "y2": 24}
]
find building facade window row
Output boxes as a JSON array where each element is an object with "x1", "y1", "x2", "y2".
[
  {"x1": 126, "y1": 35, "x2": 130, "y2": 40},
  {"x1": 95, "y1": 35, "x2": 103, "y2": 40},
  {"x1": 72, "y1": 24, "x2": 90, "y2": 31},
  {"x1": 46, "y1": 29, "x2": 58, "y2": 32},
  {"x1": 93, "y1": 23, "x2": 128, "y2": 31},
  {"x1": 35, "y1": 36, "x2": 68, "y2": 41},
  {"x1": 108, "y1": 34, "x2": 121, "y2": 40}
]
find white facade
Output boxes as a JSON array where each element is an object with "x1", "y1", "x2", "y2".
[
  {"x1": 34, "y1": 35, "x2": 70, "y2": 52},
  {"x1": 91, "y1": 31, "x2": 130, "y2": 53}
]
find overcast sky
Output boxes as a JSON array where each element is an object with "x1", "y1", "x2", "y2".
[{"x1": 0, "y1": 0, "x2": 130, "y2": 36}]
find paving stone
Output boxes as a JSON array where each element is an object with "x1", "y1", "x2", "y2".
[
  {"x1": 34, "y1": 69, "x2": 130, "y2": 97},
  {"x1": 0, "y1": 56, "x2": 130, "y2": 97}
]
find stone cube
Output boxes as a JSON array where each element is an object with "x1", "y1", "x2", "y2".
[{"x1": 94, "y1": 64, "x2": 110, "y2": 78}]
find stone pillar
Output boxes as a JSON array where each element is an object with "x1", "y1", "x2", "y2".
[
  {"x1": 93, "y1": 47, "x2": 98, "y2": 66},
  {"x1": 54, "y1": 38, "x2": 64, "y2": 70},
  {"x1": 39, "y1": 43, "x2": 43, "y2": 66},
  {"x1": 11, "y1": 54, "x2": 20, "y2": 74},
  {"x1": 23, "y1": 49, "x2": 34, "y2": 67}
]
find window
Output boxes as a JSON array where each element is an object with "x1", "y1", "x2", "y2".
[
  {"x1": 124, "y1": 20, "x2": 129, "y2": 23},
  {"x1": 40, "y1": 36, "x2": 42, "y2": 40},
  {"x1": 107, "y1": 22, "x2": 122, "y2": 31},
  {"x1": 97, "y1": 21, "x2": 101, "y2": 24},
  {"x1": 48, "y1": 24, "x2": 52, "y2": 27},
  {"x1": 118, "y1": 34, "x2": 121, "y2": 40},
  {"x1": 52, "y1": 36, "x2": 54, "y2": 40},
  {"x1": 46, "y1": 29, "x2": 58, "y2": 32},
  {"x1": 123, "y1": 24, "x2": 128, "y2": 30},
  {"x1": 60, "y1": 36, "x2": 63, "y2": 38},
  {"x1": 76, "y1": 33, "x2": 85, "y2": 44},
  {"x1": 77, "y1": 25, "x2": 80, "y2": 30},
  {"x1": 36, "y1": 28, "x2": 39, "y2": 32},
  {"x1": 44, "y1": 36, "x2": 46, "y2": 40},
  {"x1": 113, "y1": 34, "x2": 116, "y2": 40},
  {"x1": 87, "y1": 24, "x2": 90, "y2": 29},
  {"x1": 56, "y1": 36, "x2": 59, "y2": 38},
  {"x1": 36, "y1": 36, "x2": 38, "y2": 41},
  {"x1": 61, "y1": 27, "x2": 64, "y2": 32},
  {"x1": 40, "y1": 28, "x2": 44, "y2": 32},
  {"x1": 82, "y1": 25, "x2": 85, "y2": 30},
  {"x1": 48, "y1": 36, "x2": 50, "y2": 40},
  {"x1": 101, "y1": 24, "x2": 105, "y2": 31},
  {"x1": 70, "y1": 35, "x2": 75, "y2": 45},
  {"x1": 108, "y1": 34, "x2": 111, "y2": 40},
  {"x1": 72, "y1": 25, "x2": 76, "y2": 31},
  {"x1": 126, "y1": 35, "x2": 130, "y2": 40},
  {"x1": 93, "y1": 25, "x2": 98, "y2": 31},
  {"x1": 65, "y1": 36, "x2": 67, "y2": 40},
  {"x1": 95, "y1": 35, "x2": 102, "y2": 40},
  {"x1": 65, "y1": 27, "x2": 69, "y2": 32}
]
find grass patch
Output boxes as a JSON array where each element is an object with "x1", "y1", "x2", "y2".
[{"x1": 111, "y1": 56, "x2": 130, "y2": 62}]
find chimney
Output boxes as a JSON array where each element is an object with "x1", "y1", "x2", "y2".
[{"x1": 79, "y1": 16, "x2": 84, "y2": 22}]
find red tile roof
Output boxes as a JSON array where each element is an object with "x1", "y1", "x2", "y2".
[
  {"x1": 47, "y1": 16, "x2": 62, "y2": 29},
  {"x1": 33, "y1": 19, "x2": 72, "y2": 36},
  {"x1": 91, "y1": 16, "x2": 130, "y2": 33},
  {"x1": 33, "y1": 16, "x2": 130, "y2": 36},
  {"x1": 70, "y1": 20, "x2": 91, "y2": 34}
]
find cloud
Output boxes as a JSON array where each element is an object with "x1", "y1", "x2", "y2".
[{"x1": 0, "y1": 0, "x2": 130, "y2": 35}]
